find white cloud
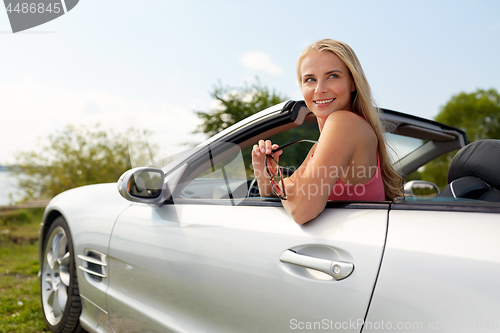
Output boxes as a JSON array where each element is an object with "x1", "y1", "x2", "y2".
[
  {"x1": 240, "y1": 51, "x2": 283, "y2": 76},
  {"x1": 0, "y1": 76, "x2": 205, "y2": 164}
]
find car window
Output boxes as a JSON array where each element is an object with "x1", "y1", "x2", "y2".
[
  {"x1": 176, "y1": 120, "x2": 320, "y2": 203},
  {"x1": 175, "y1": 143, "x2": 248, "y2": 202}
]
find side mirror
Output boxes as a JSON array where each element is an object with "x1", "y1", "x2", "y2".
[
  {"x1": 117, "y1": 167, "x2": 169, "y2": 205},
  {"x1": 404, "y1": 180, "x2": 440, "y2": 196}
]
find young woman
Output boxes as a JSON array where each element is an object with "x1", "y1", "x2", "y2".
[{"x1": 251, "y1": 39, "x2": 402, "y2": 224}]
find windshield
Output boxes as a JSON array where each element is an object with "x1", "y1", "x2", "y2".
[{"x1": 385, "y1": 132, "x2": 427, "y2": 163}]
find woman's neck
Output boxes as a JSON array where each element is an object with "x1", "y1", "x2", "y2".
[{"x1": 317, "y1": 117, "x2": 326, "y2": 132}]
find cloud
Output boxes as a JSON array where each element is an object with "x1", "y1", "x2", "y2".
[{"x1": 240, "y1": 52, "x2": 283, "y2": 76}]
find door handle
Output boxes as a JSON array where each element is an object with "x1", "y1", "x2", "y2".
[{"x1": 279, "y1": 250, "x2": 354, "y2": 280}]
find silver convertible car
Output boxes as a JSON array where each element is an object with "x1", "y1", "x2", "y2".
[{"x1": 39, "y1": 101, "x2": 500, "y2": 333}]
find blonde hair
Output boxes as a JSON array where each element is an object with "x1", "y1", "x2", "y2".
[{"x1": 297, "y1": 39, "x2": 403, "y2": 200}]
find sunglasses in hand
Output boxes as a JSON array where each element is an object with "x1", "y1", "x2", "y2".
[{"x1": 265, "y1": 139, "x2": 318, "y2": 200}]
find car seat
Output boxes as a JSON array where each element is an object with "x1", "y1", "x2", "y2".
[{"x1": 439, "y1": 139, "x2": 500, "y2": 202}]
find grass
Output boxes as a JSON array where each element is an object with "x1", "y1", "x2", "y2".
[{"x1": 0, "y1": 208, "x2": 50, "y2": 333}]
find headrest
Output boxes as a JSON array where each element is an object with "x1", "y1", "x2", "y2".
[{"x1": 448, "y1": 139, "x2": 500, "y2": 189}]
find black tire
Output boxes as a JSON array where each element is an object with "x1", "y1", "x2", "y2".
[{"x1": 40, "y1": 216, "x2": 85, "y2": 333}]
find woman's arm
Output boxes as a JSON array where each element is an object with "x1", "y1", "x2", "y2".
[{"x1": 282, "y1": 111, "x2": 377, "y2": 224}]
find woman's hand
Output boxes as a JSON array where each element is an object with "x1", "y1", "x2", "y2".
[{"x1": 251, "y1": 139, "x2": 282, "y2": 196}]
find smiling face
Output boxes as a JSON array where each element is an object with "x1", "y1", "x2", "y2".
[{"x1": 299, "y1": 51, "x2": 356, "y2": 120}]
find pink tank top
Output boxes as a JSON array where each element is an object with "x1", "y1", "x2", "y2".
[{"x1": 306, "y1": 152, "x2": 386, "y2": 201}]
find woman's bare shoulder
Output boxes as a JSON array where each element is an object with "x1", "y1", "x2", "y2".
[
  {"x1": 323, "y1": 111, "x2": 377, "y2": 146},
  {"x1": 328, "y1": 110, "x2": 366, "y2": 120},
  {"x1": 324, "y1": 110, "x2": 369, "y2": 131}
]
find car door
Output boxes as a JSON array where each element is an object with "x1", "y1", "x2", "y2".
[
  {"x1": 106, "y1": 138, "x2": 388, "y2": 332},
  {"x1": 106, "y1": 199, "x2": 389, "y2": 333}
]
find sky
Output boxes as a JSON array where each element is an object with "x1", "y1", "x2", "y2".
[{"x1": 1, "y1": 0, "x2": 499, "y2": 165}]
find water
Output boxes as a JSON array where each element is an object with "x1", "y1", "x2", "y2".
[{"x1": 0, "y1": 171, "x2": 21, "y2": 205}]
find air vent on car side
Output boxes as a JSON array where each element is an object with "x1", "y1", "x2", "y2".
[{"x1": 78, "y1": 249, "x2": 107, "y2": 282}]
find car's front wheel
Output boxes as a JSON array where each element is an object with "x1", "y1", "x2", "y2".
[{"x1": 40, "y1": 216, "x2": 85, "y2": 333}]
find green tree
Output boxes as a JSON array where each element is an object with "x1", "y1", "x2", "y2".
[
  {"x1": 435, "y1": 88, "x2": 500, "y2": 141},
  {"x1": 195, "y1": 79, "x2": 288, "y2": 137},
  {"x1": 11, "y1": 124, "x2": 133, "y2": 201},
  {"x1": 417, "y1": 88, "x2": 500, "y2": 189}
]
